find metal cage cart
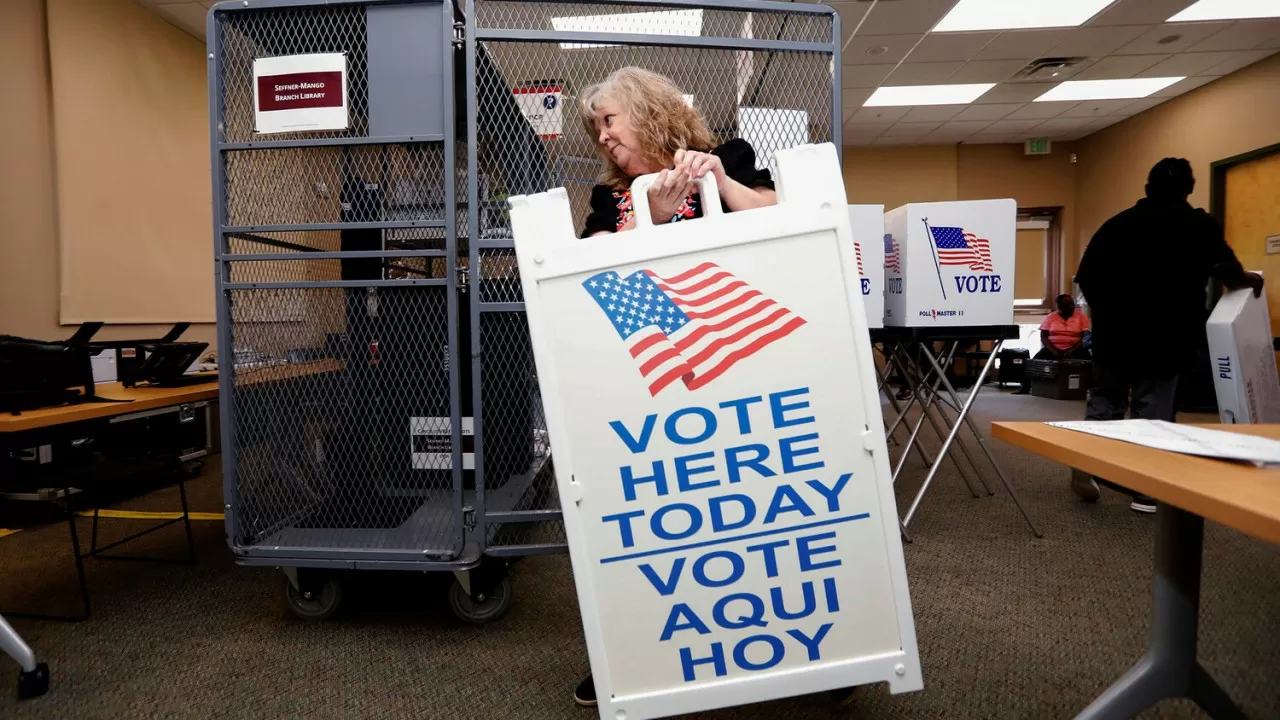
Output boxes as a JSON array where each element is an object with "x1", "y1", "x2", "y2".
[{"x1": 209, "y1": 0, "x2": 840, "y2": 623}]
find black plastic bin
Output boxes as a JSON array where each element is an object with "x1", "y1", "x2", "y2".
[
  {"x1": 997, "y1": 348, "x2": 1030, "y2": 388},
  {"x1": 1026, "y1": 359, "x2": 1093, "y2": 401}
]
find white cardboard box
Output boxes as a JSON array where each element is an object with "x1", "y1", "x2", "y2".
[
  {"x1": 1205, "y1": 283, "x2": 1280, "y2": 424},
  {"x1": 849, "y1": 205, "x2": 885, "y2": 329},
  {"x1": 883, "y1": 199, "x2": 1015, "y2": 327}
]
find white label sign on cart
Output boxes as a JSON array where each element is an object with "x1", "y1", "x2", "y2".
[
  {"x1": 849, "y1": 205, "x2": 885, "y2": 329},
  {"x1": 510, "y1": 143, "x2": 921, "y2": 720},
  {"x1": 514, "y1": 83, "x2": 565, "y2": 139},
  {"x1": 883, "y1": 199, "x2": 1015, "y2": 327},
  {"x1": 253, "y1": 53, "x2": 349, "y2": 134}
]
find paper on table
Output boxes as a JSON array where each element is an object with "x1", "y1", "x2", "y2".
[{"x1": 1047, "y1": 419, "x2": 1280, "y2": 467}]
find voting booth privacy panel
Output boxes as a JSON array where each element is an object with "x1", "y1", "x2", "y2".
[
  {"x1": 849, "y1": 205, "x2": 885, "y2": 330},
  {"x1": 1206, "y1": 284, "x2": 1280, "y2": 424},
  {"x1": 883, "y1": 200, "x2": 1016, "y2": 328},
  {"x1": 510, "y1": 144, "x2": 921, "y2": 719},
  {"x1": 207, "y1": 0, "x2": 841, "y2": 602}
]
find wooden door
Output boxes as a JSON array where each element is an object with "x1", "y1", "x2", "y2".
[{"x1": 1224, "y1": 151, "x2": 1280, "y2": 336}]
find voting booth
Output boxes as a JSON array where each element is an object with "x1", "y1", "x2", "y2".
[
  {"x1": 509, "y1": 143, "x2": 921, "y2": 719},
  {"x1": 1206, "y1": 282, "x2": 1280, "y2": 423},
  {"x1": 849, "y1": 206, "x2": 885, "y2": 330},
  {"x1": 883, "y1": 200, "x2": 1016, "y2": 327}
]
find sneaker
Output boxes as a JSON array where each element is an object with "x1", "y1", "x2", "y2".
[
  {"x1": 1070, "y1": 470, "x2": 1100, "y2": 502},
  {"x1": 1129, "y1": 495, "x2": 1157, "y2": 514},
  {"x1": 574, "y1": 674, "x2": 597, "y2": 708}
]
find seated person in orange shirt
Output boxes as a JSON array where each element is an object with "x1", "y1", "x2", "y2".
[
  {"x1": 1015, "y1": 294, "x2": 1089, "y2": 394},
  {"x1": 1038, "y1": 294, "x2": 1090, "y2": 360}
]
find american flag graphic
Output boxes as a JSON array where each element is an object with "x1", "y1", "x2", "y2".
[
  {"x1": 929, "y1": 225, "x2": 992, "y2": 272},
  {"x1": 884, "y1": 234, "x2": 901, "y2": 274},
  {"x1": 854, "y1": 242, "x2": 865, "y2": 276},
  {"x1": 583, "y1": 262, "x2": 806, "y2": 396}
]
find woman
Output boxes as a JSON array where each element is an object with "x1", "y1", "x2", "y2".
[{"x1": 578, "y1": 66, "x2": 778, "y2": 240}]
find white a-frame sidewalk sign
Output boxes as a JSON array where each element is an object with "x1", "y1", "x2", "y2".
[{"x1": 509, "y1": 143, "x2": 921, "y2": 719}]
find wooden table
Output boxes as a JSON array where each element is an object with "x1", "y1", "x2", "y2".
[
  {"x1": 0, "y1": 379, "x2": 219, "y2": 433},
  {"x1": 992, "y1": 422, "x2": 1280, "y2": 720}
]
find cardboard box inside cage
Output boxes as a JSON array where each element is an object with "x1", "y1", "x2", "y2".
[{"x1": 883, "y1": 199, "x2": 1016, "y2": 327}]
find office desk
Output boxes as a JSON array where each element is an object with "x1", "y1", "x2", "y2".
[
  {"x1": 991, "y1": 422, "x2": 1280, "y2": 720},
  {"x1": 1, "y1": 378, "x2": 219, "y2": 620}
]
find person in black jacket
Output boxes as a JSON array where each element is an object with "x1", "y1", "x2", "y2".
[{"x1": 1072, "y1": 157, "x2": 1262, "y2": 513}]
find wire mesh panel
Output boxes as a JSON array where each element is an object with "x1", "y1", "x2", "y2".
[
  {"x1": 212, "y1": 0, "x2": 466, "y2": 565},
  {"x1": 465, "y1": 0, "x2": 839, "y2": 551}
]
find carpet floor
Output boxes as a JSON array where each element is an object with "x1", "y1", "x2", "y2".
[{"x1": 1, "y1": 389, "x2": 1277, "y2": 719}]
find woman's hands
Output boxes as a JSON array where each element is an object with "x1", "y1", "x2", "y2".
[
  {"x1": 645, "y1": 166, "x2": 695, "y2": 225},
  {"x1": 673, "y1": 149, "x2": 725, "y2": 186}
]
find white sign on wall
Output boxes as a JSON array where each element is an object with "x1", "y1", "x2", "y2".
[
  {"x1": 883, "y1": 199, "x2": 1015, "y2": 327},
  {"x1": 849, "y1": 205, "x2": 885, "y2": 330},
  {"x1": 510, "y1": 143, "x2": 921, "y2": 720},
  {"x1": 253, "y1": 53, "x2": 349, "y2": 134},
  {"x1": 514, "y1": 83, "x2": 564, "y2": 139}
]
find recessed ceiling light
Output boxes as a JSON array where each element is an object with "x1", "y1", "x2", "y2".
[
  {"x1": 866, "y1": 45, "x2": 889, "y2": 56},
  {"x1": 550, "y1": 9, "x2": 703, "y2": 49},
  {"x1": 1156, "y1": 34, "x2": 1183, "y2": 45},
  {"x1": 1169, "y1": 0, "x2": 1280, "y2": 22},
  {"x1": 933, "y1": 0, "x2": 1117, "y2": 32},
  {"x1": 864, "y1": 83, "x2": 996, "y2": 107},
  {"x1": 1034, "y1": 77, "x2": 1185, "y2": 102}
]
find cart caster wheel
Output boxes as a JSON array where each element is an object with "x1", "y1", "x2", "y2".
[
  {"x1": 283, "y1": 576, "x2": 343, "y2": 621},
  {"x1": 18, "y1": 663, "x2": 49, "y2": 700},
  {"x1": 448, "y1": 576, "x2": 511, "y2": 625}
]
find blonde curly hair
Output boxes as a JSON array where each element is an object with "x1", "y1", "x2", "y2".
[{"x1": 578, "y1": 67, "x2": 716, "y2": 190}]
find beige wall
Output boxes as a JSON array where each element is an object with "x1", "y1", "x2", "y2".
[
  {"x1": 0, "y1": 0, "x2": 216, "y2": 346},
  {"x1": 843, "y1": 145, "x2": 959, "y2": 210},
  {"x1": 1075, "y1": 54, "x2": 1280, "y2": 267}
]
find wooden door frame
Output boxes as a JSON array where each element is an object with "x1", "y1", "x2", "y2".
[{"x1": 1209, "y1": 141, "x2": 1280, "y2": 222}]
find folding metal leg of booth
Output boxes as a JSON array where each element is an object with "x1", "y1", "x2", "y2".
[
  {"x1": 897, "y1": 340, "x2": 1042, "y2": 538},
  {"x1": 1, "y1": 613, "x2": 49, "y2": 699}
]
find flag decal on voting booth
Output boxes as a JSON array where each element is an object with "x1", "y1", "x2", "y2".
[
  {"x1": 510, "y1": 143, "x2": 921, "y2": 720},
  {"x1": 583, "y1": 264, "x2": 807, "y2": 396}
]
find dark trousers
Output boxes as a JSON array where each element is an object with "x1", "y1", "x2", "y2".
[{"x1": 1084, "y1": 361, "x2": 1179, "y2": 499}]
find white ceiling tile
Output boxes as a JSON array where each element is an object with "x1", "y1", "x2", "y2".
[
  {"x1": 1090, "y1": 0, "x2": 1198, "y2": 26},
  {"x1": 932, "y1": 120, "x2": 994, "y2": 136},
  {"x1": 1186, "y1": 20, "x2": 1280, "y2": 52},
  {"x1": 1114, "y1": 22, "x2": 1233, "y2": 55},
  {"x1": 901, "y1": 105, "x2": 968, "y2": 122},
  {"x1": 1006, "y1": 101, "x2": 1077, "y2": 118},
  {"x1": 984, "y1": 118, "x2": 1048, "y2": 132},
  {"x1": 1091, "y1": 116, "x2": 1127, "y2": 131},
  {"x1": 950, "y1": 103, "x2": 1022, "y2": 121},
  {"x1": 905, "y1": 32, "x2": 998, "y2": 63},
  {"x1": 883, "y1": 122, "x2": 944, "y2": 136},
  {"x1": 1074, "y1": 53, "x2": 1170, "y2": 79},
  {"x1": 886, "y1": 62, "x2": 966, "y2": 85},
  {"x1": 947, "y1": 59, "x2": 1026, "y2": 83},
  {"x1": 1202, "y1": 49, "x2": 1277, "y2": 75},
  {"x1": 974, "y1": 30, "x2": 1069, "y2": 60},
  {"x1": 843, "y1": 123, "x2": 891, "y2": 143},
  {"x1": 849, "y1": 106, "x2": 912, "y2": 124},
  {"x1": 842, "y1": 65, "x2": 897, "y2": 89},
  {"x1": 858, "y1": 0, "x2": 957, "y2": 35},
  {"x1": 1137, "y1": 51, "x2": 1240, "y2": 76},
  {"x1": 1049, "y1": 25, "x2": 1150, "y2": 57},
  {"x1": 842, "y1": 88, "x2": 876, "y2": 111},
  {"x1": 1122, "y1": 96, "x2": 1172, "y2": 115},
  {"x1": 1035, "y1": 117, "x2": 1096, "y2": 133},
  {"x1": 828, "y1": 1, "x2": 872, "y2": 39},
  {"x1": 974, "y1": 82, "x2": 1057, "y2": 104},
  {"x1": 1060, "y1": 99, "x2": 1137, "y2": 117},
  {"x1": 1153, "y1": 74, "x2": 1218, "y2": 95},
  {"x1": 844, "y1": 34, "x2": 925, "y2": 65}
]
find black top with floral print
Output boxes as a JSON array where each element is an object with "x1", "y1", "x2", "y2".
[{"x1": 580, "y1": 138, "x2": 775, "y2": 238}]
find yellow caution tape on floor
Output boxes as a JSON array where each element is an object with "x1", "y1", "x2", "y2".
[
  {"x1": 0, "y1": 529, "x2": 20, "y2": 539},
  {"x1": 75, "y1": 510, "x2": 225, "y2": 521}
]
